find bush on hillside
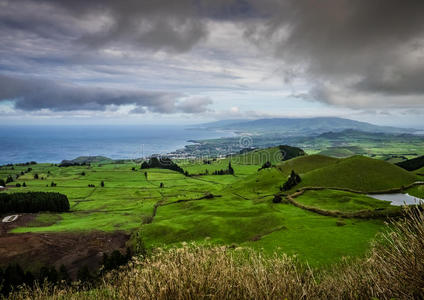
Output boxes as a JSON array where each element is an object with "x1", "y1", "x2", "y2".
[
  {"x1": 141, "y1": 157, "x2": 187, "y2": 175},
  {"x1": 279, "y1": 145, "x2": 305, "y2": 161},
  {"x1": 258, "y1": 161, "x2": 272, "y2": 171},
  {"x1": 282, "y1": 170, "x2": 301, "y2": 191}
]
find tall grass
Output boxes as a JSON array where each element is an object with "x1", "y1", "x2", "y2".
[{"x1": 8, "y1": 208, "x2": 424, "y2": 299}]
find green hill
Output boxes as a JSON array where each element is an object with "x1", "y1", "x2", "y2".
[
  {"x1": 60, "y1": 156, "x2": 113, "y2": 166},
  {"x1": 232, "y1": 145, "x2": 304, "y2": 166},
  {"x1": 229, "y1": 155, "x2": 338, "y2": 197},
  {"x1": 295, "y1": 156, "x2": 418, "y2": 192},
  {"x1": 277, "y1": 154, "x2": 338, "y2": 177}
]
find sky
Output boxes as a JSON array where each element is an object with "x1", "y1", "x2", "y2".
[{"x1": 1, "y1": 0, "x2": 424, "y2": 127}]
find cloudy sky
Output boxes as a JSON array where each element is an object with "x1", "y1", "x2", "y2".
[{"x1": 1, "y1": 0, "x2": 424, "y2": 127}]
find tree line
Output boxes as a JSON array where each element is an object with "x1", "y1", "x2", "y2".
[
  {"x1": 212, "y1": 162, "x2": 234, "y2": 175},
  {"x1": 0, "y1": 192, "x2": 70, "y2": 214},
  {"x1": 141, "y1": 157, "x2": 188, "y2": 176}
]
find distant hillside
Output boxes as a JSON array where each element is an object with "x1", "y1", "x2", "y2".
[
  {"x1": 295, "y1": 156, "x2": 417, "y2": 192},
  {"x1": 60, "y1": 156, "x2": 113, "y2": 166},
  {"x1": 318, "y1": 146, "x2": 364, "y2": 158},
  {"x1": 232, "y1": 145, "x2": 304, "y2": 165},
  {"x1": 396, "y1": 155, "x2": 424, "y2": 171},
  {"x1": 202, "y1": 117, "x2": 413, "y2": 136}
]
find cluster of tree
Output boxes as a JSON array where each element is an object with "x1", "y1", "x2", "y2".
[
  {"x1": 258, "y1": 161, "x2": 272, "y2": 171},
  {"x1": 0, "y1": 178, "x2": 6, "y2": 186},
  {"x1": 279, "y1": 145, "x2": 306, "y2": 161},
  {"x1": 80, "y1": 171, "x2": 86, "y2": 176},
  {"x1": 0, "y1": 162, "x2": 36, "y2": 170},
  {"x1": 141, "y1": 157, "x2": 188, "y2": 176},
  {"x1": 396, "y1": 155, "x2": 424, "y2": 171},
  {"x1": 14, "y1": 182, "x2": 27, "y2": 188},
  {"x1": 0, "y1": 192, "x2": 70, "y2": 213},
  {"x1": 212, "y1": 162, "x2": 235, "y2": 175},
  {"x1": 203, "y1": 160, "x2": 212, "y2": 164},
  {"x1": 0, "y1": 263, "x2": 70, "y2": 296},
  {"x1": 88, "y1": 184, "x2": 96, "y2": 188},
  {"x1": 281, "y1": 170, "x2": 301, "y2": 191},
  {"x1": 59, "y1": 161, "x2": 90, "y2": 167},
  {"x1": 50, "y1": 181, "x2": 57, "y2": 187},
  {"x1": 15, "y1": 161, "x2": 37, "y2": 166},
  {"x1": 6, "y1": 175, "x2": 14, "y2": 184}
]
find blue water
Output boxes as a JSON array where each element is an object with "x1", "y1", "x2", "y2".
[{"x1": 0, "y1": 125, "x2": 234, "y2": 164}]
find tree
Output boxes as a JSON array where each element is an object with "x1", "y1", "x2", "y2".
[
  {"x1": 160, "y1": 182, "x2": 164, "y2": 188},
  {"x1": 228, "y1": 161, "x2": 234, "y2": 175},
  {"x1": 101, "y1": 180, "x2": 105, "y2": 187},
  {"x1": 34, "y1": 173, "x2": 39, "y2": 179},
  {"x1": 22, "y1": 182, "x2": 26, "y2": 187},
  {"x1": 282, "y1": 170, "x2": 301, "y2": 191},
  {"x1": 15, "y1": 183, "x2": 21, "y2": 187},
  {"x1": 6, "y1": 175, "x2": 13, "y2": 183},
  {"x1": 81, "y1": 171, "x2": 86, "y2": 176},
  {"x1": 272, "y1": 194, "x2": 282, "y2": 203},
  {"x1": 144, "y1": 171, "x2": 148, "y2": 180},
  {"x1": 0, "y1": 178, "x2": 5, "y2": 186},
  {"x1": 258, "y1": 161, "x2": 272, "y2": 171}
]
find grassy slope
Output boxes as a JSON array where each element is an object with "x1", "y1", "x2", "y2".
[
  {"x1": 294, "y1": 155, "x2": 418, "y2": 192},
  {"x1": 295, "y1": 189, "x2": 392, "y2": 212},
  {"x1": 2, "y1": 152, "x2": 414, "y2": 266},
  {"x1": 227, "y1": 155, "x2": 338, "y2": 198},
  {"x1": 318, "y1": 148, "x2": 356, "y2": 158}
]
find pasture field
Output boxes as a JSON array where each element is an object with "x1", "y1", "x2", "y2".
[{"x1": 0, "y1": 151, "x2": 422, "y2": 267}]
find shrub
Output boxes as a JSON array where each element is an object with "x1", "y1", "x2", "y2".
[
  {"x1": 282, "y1": 170, "x2": 301, "y2": 191},
  {"x1": 272, "y1": 194, "x2": 282, "y2": 203}
]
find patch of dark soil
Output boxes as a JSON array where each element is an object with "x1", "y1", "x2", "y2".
[{"x1": 0, "y1": 215, "x2": 129, "y2": 279}]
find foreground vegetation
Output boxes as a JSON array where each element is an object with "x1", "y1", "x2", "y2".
[{"x1": 8, "y1": 207, "x2": 424, "y2": 299}]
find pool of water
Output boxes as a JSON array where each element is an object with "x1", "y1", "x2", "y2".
[{"x1": 368, "y1": 193, "x2": 424, "y2": 206}]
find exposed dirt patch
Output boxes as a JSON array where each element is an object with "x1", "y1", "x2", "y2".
[{"x1": 0, "y1": 214, "x2": 130, "y2": 279}]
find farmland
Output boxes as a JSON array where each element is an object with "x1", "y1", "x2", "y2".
[{"x1": 1, "y1": 148, "x2": 422, "y2": 272}]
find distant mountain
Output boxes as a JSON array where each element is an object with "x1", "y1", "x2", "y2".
[{"x1": 202, "y1": 117, "x2": 413, "y2": 136}]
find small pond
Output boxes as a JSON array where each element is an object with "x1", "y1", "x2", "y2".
[{"x1": 368, "y1": 193, "x2": 424, "y2": 206}]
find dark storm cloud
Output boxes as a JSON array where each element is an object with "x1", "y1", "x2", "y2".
[
  {"x1": 0, "y1": 75, "x2": 212, "y2": 113},
  {"x1": 1, "y1": 0, "x2": 424, "y2": 111},
  {"x1": 244, "y1": 0, "x2": 424, "y2": 107}
]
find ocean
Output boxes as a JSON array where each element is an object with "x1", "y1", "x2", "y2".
[{"x1": 0, "y1": 125, "x2": 234, "y2": 165}]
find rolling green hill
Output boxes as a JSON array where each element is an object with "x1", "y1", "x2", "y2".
[
  {"x1": 232, "y1": 145, "x2": 304, "y2": 166},
  {"x1": 277, "y1": 154, "x2": 338, "y2": 177},
  {"x1": 294, "y1": 156, "x2": 418, "y2": 192},
  {"x1": 228, "y1": 155, "x2": 338, "y2": 197}
]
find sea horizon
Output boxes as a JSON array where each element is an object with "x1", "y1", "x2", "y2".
[{"x1": 0, "y1": 124, "x2": 235, "y2": 165}]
